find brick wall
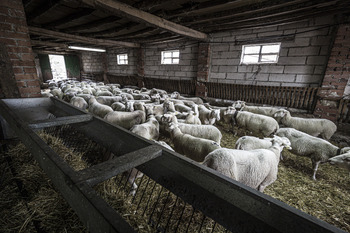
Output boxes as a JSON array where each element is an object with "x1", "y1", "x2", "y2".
[
  {"x1": 314, "y1": 24, "x2": 350, "y2": 121},
  {"x1": 0, "y1": 0, "x2": 41, "y2": 98},
  {"x1": 107, "y1": 48, "x2": 137, "y2": 75},
  {"x1": 143, "y1": 41, "x2": 198, "y2": 80},
  {"x1": 209, "y1": 16, "x2": 335, "y2": 87},
  {"x1": 81, "y1": 51, "x2": 105, "y2": 73}
]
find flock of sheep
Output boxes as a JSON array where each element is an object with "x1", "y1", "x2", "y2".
[{"x1": 42, "y1": 79, "x2": 350, "y2": 193}]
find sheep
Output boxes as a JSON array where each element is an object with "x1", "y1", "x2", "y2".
[
  {"x1": 171, "y1": 91, "x2": 204, "y2": 104},
  {"x1": 202, "y1": 136, "x2": 291, "y2": 192},
  {"x1": 273, "y1": 109, "x2": 337, "y2": 140},
  {"x1": 328, "y1": 152, "x2": 350, "y2": 175},
  {"x1": 198, "y1": 105, "x2": 221, "y2": 125},
  {"x1": 163, "y1": 100, "x2": 176, "y2": 113},
  {"x1": 104, "y1": 110, "x2": 145, "y2": 130},
  {"x1": 152, "y1": 140, "x2": 174, "y2": 151},
  {"x1": 166, "y1": 123, "x2": 220, "y2": 162},
  {"x1": 275, "y1": 127, "x2": 350, "y2": 180},
  {"x1": 111, "y1": 102, "x2": 126, "y2": 111},
  {"x1": 184, "y1": 111, "x2": 201, "y2": 125},
  {"x1": 160, "y1": 114, "x2": 222, "y2": 144},
  {"x1": 175, "y1": 104, "x2": 191, "y2": 113},
  {"x1": 88, "y1": 96, "x2": 113, "y2": 118},
  {"x1": 130, "y1": 105, "x2": 159, "y2": 140},
  {"x1": 242, "y1": 104, "x2": 283, "y2": 119},
  {"x1": 50, "y1": 88, "x2": 63, "y2": 99},
  {"x1": 225, "y1": 108, "x2": 279, "y2": 137},
  {"x1": 70, "y1": 96, "x2": 88, "y2": 110},
  {"x1": 95, "y1": 96, "x2": 123, "y2": 106}
]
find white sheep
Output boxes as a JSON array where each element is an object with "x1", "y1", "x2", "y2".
[
  {"x1": 89, "y1": 96, "x2": 113, "y2": 118},
  {"x1": 274, "y1": 109, "x2": 337, "y2": 140},
  {"x1": 130, "y1": 105, "x2": 159, "y2": 140},
  {"x1": 276, "y1": 127, "x2": 350, "y2": 180},
  {"x1": 166, "y1": 122, "x2": 220, "y2": 162},
  {"x1": 328, "y1": 152, "x2": 350, "y2": 175},
  {"x1": 234, "y1": 101, "x2": 283, "y2": 118},
  {"x1": 203, "y1": 136, "x2": 291, "y2": 192},
  {"x1": 152, "y1": 140, "x2": 174, "y2": 151},
  {"x1": 184, "y1": 111, "x2": 202, "y2": 125},
  {"x1": 70, "y1": 96, "x2": 88, "y2": 110},
  {"x1": 175, "y1": 104, "x2": 192, "y2": 113},
  {"x1": 225, "y1": 108, "x2": 279, "y2": 137},
  {"x1": 160, "y1": 114, "x2": 222, "y2": 144},
  {"x1": 104, "y1": 110, "x2": 146, "y2": 130},
  {"x1": 171, "y1": 91, "x2": 203, "y2": 105},
  {"x1": 198, "y1": 105, "x2": 220, "y2": 125},
  {"x1": 95, "y1": 96, "x2": 123, "y2": 106}
]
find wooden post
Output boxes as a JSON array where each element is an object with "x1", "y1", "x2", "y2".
[{"x1": 196, "y1": 43, "x2": 211, "y2": 97}]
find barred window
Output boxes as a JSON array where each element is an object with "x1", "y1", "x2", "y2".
[
  {"x1": 161, "y1": 50, "x2": 180, "y2": 64},
  {"x1": 241, "y1": 43, "x2": 281, "y2": 64},
  {"x1": 117, "y1": 54, "x2": 128, "y2": 65}
]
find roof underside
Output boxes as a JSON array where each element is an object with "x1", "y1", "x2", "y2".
[{"x1": 23, "y1": 0, "x2": 350, "y2": 53}]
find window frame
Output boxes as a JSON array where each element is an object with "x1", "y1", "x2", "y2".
[
  {"x1": 240, "y1": 43, "x2": 281, "y2": 65},
  {"x1": 117, "y1": 53, "x2": 128, "y2": 65},
  {"x1": 161, "y1": 50, "x2": 180, "y2": 65}
]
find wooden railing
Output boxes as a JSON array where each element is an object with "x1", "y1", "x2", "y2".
[
  {"x1": 143, "y1": 77, "x2": 196, "y2": 96},
  {"x1": 207, "y1": 83, "x2": 319, "y2": 112},
  {"x1": 107, "y1": 74, "x2": 139, "y2": 87},
  {"x1": 337, "y1": 99, "x2": 350, "y2": 123}
]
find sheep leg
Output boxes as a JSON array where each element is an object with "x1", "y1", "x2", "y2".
[{"x1": 311, "y1": 161, "x2": 320, "y2": 181}]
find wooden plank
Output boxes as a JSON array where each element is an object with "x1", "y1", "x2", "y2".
[
  {"x1": 76, "y1": 145, "x2": 162, "y2": 186},
  {"x1": 28, "y1": 26, "x2": 140, "y2": 48},
  {"x1": 28, "y1": 115, "x2": 93, "y2": 129},
  {"x1": 43, "y1": 8, "x2": 95, "y2": 27},
  {"x1": 83, "y1": 0, "x2": 208, "y2": 41},
  {"x1": 31, "y1": 40, "x2": 69, "y2": 49},
  {"x1": 299, "y1": 87, "x2": 307, "y2": 109},
  {"x1": 26, "y1": 0, "x2": 61, "y2": 23}
]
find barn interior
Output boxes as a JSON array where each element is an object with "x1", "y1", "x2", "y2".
[{"x1": 1, "y1": 0, "x2": 350, "y2": 232}]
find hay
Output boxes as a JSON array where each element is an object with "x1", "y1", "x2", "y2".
[
  {"x1": 214, "y1": 121, "x2": 350, "y2": 232},
  {"x1": 2, "y1": 122, "x2": 349, "y2": 232}
]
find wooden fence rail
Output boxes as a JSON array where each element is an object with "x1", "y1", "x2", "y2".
[
  {"x1": 143, "y1": 78, "x2": 196, "y2": 96},
  {"x1": 207, "y1": 83, "x2": 319, "y2": 112},
  {"x1": 337, "y1": 99, "x2": 350, "y2": 124},
  {"x1": 107, "y1": 74, "x2": 139, "y2": 87}
]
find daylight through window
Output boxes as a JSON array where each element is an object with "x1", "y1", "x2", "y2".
[
  {"x1": 117, "y1": 54, "x2": 128, "y2": 65},
  {"x1": 241, "y1": 43, "x2": 281, "y2": 64},
  {"x1": 161, "y1": 50, "x2": 180, "y2": 64}
]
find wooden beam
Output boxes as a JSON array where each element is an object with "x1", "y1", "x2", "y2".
[
  {"x1": 28, "y1": 26, "x2": 140, "y2": 48},
  {"x1": 81, "y1": 0, "x2": 208, "y2": 41},
  {"x1": 33, "y1": 49, "x2": 76, "y2": 55},
  {"x1": 63, "y1": 16, "x2": 121, "y2": 33},
  {"x1": 80, "y1": 22, "x2": 139, "y2": 37},
  {"x1": 26, "y1": 0, "x2": 61, "y2": 23},
  {"x1": 31, "y1": 40, "x2": 69, "y2": 49},
  {"x1": 43, "y1": 8, "x2": 95, "y2": 28}
]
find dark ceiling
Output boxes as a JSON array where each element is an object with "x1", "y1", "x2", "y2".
[{"x1": 23, "y1": 0, "x2": 350, "y2": 53}]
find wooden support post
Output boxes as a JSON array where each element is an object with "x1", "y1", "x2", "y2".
[
  {"x1": 196, "y1": 43, "x2": 211, "y2": 97},
  {"x1": 137, "y1": 47, "x2": 145, "y2": 88}
]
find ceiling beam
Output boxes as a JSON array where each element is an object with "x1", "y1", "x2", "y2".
[
  {"x1": 43, "y1": 8, "x2": 95, "y2": 28},
  {"x1": 81, "y1": 0, "x2": 209, "y2": 41},
  {"x1": 63, "y1": 16, "x2": 121, "y2": 33},
  {"x1": 28, "y1": 26, "x2": 140, "y2": 48},
  {"x1": 26, "y1": 0, "x2": 61, "y2": 23},
  {"x1": 31, "y1": 40, "x2": 69, "y2": 49}
]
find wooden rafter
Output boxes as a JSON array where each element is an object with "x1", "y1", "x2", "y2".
[
  {"x1": 28, "y1": 26, "x2": 140, "y2": 48},
  {"x1": 81, "y1": 0, "x2": 209, "y2": 41},
  {"x1": 63, "y1": 16, "x2": 121, "y2": 33},
  {"x1": 80, "y1": 22, "x2": 139, "y2": 37},
  {"x1": 43, "y1": 8, "x2": 95, "y2": 27},
  {"x1": 31, "y1": 40, "x2": 69, "y2": 49},
  {"x1": 26, "y1": 0, "x2": 61, "y2": 23}
]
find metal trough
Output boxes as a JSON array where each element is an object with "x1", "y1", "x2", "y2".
[{"x1": 0, "y1": 97, "x2": 345, "y2": 233}]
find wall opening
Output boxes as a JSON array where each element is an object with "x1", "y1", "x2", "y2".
[{"x1": 48, "y1": 54, "x2": 68, "y2": 80}]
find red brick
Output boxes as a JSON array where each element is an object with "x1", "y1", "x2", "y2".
[
  {"x1": 23, "y1": 67, "x2": 37, "y2": 73},
  {"x1": 27, "y1": 93, "x2": 42, "y2": 98},
  {"x1": 12, "y1": 67, "x2": 23, "y2": 73},
  {"x1": 0, "y1": 37, "x2": 16, "y2": 45},
  {"x1": 16, "y1": 40, "x2": 32, "y2": 46},
  {"x1": 26, "y1": 80, "x2": 40, "y2": 87},
  {"x1": 15, "y1": 73, "x2": 36, "y2": 80},
  {"x1": 18, "y1": 86, "x2": 41, "y2": 94},
  {"x1": 20, "y1": 53, "x2": 35, "y2": 61},
  {"x1": 0, "y1": 22, "x2": 11, "y2": 30},
  {"x1": 12, "y1": 60, "x2": 35, "y2": 67},
  {"x1": 16, "y1": 81, "x2": 26, "y2": 88},
  {"x1": 0, "y1": 31, "x2": 28, "y2": 40},
  {"x1": 0, "y1": 0, "x2": 24, "y2": 11}
]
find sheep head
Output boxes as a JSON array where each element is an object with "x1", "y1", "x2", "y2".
[{"x1": 232, "y1": 100, "x2": 245, "y2": 110}]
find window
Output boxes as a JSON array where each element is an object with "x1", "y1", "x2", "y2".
[
  {"x1": 241, "y1": 43, "x2": 281, "y2": 64},
  {"x1": 117, "y1": 54, "x2": 128, "y2": 65},
  {"x1": 161, "y1": 50, "x2": 180, "y2": 64}
]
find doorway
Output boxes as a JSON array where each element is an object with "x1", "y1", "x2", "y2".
[{"x1": 48, "y1": 54, "x2": 67, "y2": 80}]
